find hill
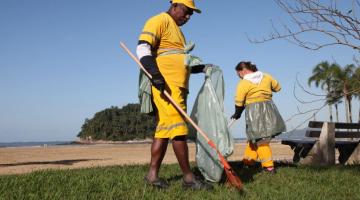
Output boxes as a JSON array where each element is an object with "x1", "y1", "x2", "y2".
[{"x1": 77, "y1": 104, "x2": 156, "y2": 141}]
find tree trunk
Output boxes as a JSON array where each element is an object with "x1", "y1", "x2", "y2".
[
  {"x1": 348, "y1": 96, "x2": 353, "y2": 123},
  {"x1": 358, "y1": 105, "x2": 360, "y2": 123},
  {"x1": 327, "y1": 86, "x2": 333, "y2": 122},
  {"x1": 335, "y1": 103, "x2": 339, "y2": 122},
  {"x1": 344, "y1": 85, "x2": 351, "y2": 123},
  {"x1": 328, "y1": 104, "x2": 333, "y2": 122},
  {"x1": 345, "y1": 96, "x2": 351, "y2": 123}
]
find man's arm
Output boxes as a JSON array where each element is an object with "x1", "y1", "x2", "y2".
[{"x1": 136, "y1": 40, "x2": 165, "y2": 93}]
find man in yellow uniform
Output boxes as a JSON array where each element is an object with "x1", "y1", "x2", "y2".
[
  {"x1": 231, "y1": 61, "x2": 286, "y2": 173},
  {"x1": 136, "y1": 0, "x2": 211, "y2": 190}
]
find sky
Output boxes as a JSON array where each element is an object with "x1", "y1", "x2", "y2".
[{"x1": 0, "y1": 0, "x2": 359, "y2": 142}]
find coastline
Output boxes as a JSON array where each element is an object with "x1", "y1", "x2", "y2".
[
  {"x1": 1, "y1": 132, "x2": 299, "y2": 148},
  {"x1": 0, "y1": 138, "x2": 250, "y2": 148}
]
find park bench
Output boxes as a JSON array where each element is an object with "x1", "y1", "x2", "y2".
[{"x1": 282, "y1": 121, "x2": 360, "y2": 166}]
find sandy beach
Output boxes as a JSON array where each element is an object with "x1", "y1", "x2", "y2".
[{"x1": 0, "y1": 142, "x2": 294, "y2": 175}]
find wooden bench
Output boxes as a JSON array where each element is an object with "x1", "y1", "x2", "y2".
[{"x1": 282, "y1": 121, "x2": 360, "y2": 166}]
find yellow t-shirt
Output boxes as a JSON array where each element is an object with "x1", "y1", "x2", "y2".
[
  {"x1": 139, "y1": 12, "x2": 189, "y2": 89},
  {"x1": 235, "y1": 73, "x2": 281, "y2": 106}
]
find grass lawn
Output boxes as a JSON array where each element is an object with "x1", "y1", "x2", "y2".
[{"x1": 1, "y1": 162, "x2": 360, "y2": 200}]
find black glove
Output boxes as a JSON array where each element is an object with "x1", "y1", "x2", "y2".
[
  {"x1": 190, "y1": 64, "x2": 213, "y2": 74},
  {"x1": 231, "y1": 105, "x2": 245, "y2": 120},
  {"x1": 151, "y1": 73, "x2": 166, "y2": 93},
  {"x1": 191, "y1": 64, "x2": 206, "y2": 74}
]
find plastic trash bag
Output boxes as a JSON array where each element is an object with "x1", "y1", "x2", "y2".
[
  {"x1": 189, "y1": 65, "x2": 234, "y2": 182},
  {"x1": 245, "y1": 100, "x2": 286, "y2": 143},
  {"x1": 138, "y1": 71, "x2": 154, "y2": 114}
]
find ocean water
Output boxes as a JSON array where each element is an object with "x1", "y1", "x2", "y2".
[
  {"x1": 276, "y1": 129, "x2": 307, "y2": 140},
  {"x1": 0, "y1": 141, "x2": 73, "y2": 148},
  {"x1": 0, "y1": 129, "x2": 307, "y2": 148}
]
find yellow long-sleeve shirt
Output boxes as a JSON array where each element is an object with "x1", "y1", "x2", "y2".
[
  {"x1": 235, "y1": 73, "x2": 281, "y2": 107},
  {"x1": 139, "y1": 12, "x2": 189, "y2": 89}
]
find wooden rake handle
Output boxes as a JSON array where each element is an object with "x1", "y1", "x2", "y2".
[{"x1": 120, "y1": 42, "x2": 243, "y2": 190}]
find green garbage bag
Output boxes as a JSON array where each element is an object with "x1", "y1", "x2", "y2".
[
  {"x1": 245, "y1": 100, "x2": 286, "y2": 143},
  {"x1": 138, "y1": 71, "x2": 154, "y2": 114},
  {"x1": 189, "y1": 65, "x2": 234, "y2": 182}
]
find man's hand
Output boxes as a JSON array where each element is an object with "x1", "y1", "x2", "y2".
[
  {"x1": 190, "y1": 64, "x2": 213, "y2": 74},
  {"x1": 203, "y1": 64, "x2": 213, "y2": 73},
  {"x1": 151, "y1": 73, "x2": 166, "y2": 93},
  {"x1": 231, "y1": 105, "x2": 245, "y2": 120}
]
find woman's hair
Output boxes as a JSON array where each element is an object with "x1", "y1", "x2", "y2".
[{"x1": 235, "y1": 61, "x2": 258, "y2": 72}]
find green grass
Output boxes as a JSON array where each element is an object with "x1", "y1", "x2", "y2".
[{"x1": 1, "y1": 162, "x2": 360, "y2": 200}]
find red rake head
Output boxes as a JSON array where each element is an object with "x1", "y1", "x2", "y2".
[
  {"x1": 224, "y1": 168, "x2": 243, "y2": 190},
  {"x1": 212, "y1": 143, "x2": 243, "y2": 190}
]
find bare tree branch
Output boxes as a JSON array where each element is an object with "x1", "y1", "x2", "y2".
[
  {"x1": 284, "y1": 85, "x2": 360, "y2": 130},
  {"x1": 285, "y1": 105, "x2": 325, "y2": 122},
  {"x1": 296, "y1": 73, "x2": 327, "y2": 97},
  {"x1": 285, "y1": 102, "x2": 327, "y2": 134},
  {"x1": 283, "y1": 73, "x2": 360, "y2": 133},
  {"x1": 293, "y1": 80, "x2": 326, "y2": 104},
  {"x1": 249, "y1": 0, "x2": 360, "y2": 52}
]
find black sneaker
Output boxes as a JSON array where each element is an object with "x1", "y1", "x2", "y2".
[
  {"x1": 144, "y1": 176, "x2": 169, "y2": 189},
  {"x1": 182, "y1": 177, "x2": 213, "y2": 190}
]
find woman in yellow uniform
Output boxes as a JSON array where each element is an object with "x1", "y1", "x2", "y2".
[{"x1": 231, "y1": 61, "x2": 286, "y2": 173}]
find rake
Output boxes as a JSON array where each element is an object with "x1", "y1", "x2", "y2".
[{"x1": 120, "y1": 42, "x2": 243, "y2": 190}]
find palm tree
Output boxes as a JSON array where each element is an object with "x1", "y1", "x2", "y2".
[
  {"x1": 331, "y1": 64, "x2": 356, "y2": 123},
  {"x1": 350, "y1": 67, "x2": 360, "y2": 123},
  {"x1": 308, "y1": 61, "x2": 335, "y2": 122},
  {"x1": 327, "y1": 78, "x2": 343, "y2": 122}
]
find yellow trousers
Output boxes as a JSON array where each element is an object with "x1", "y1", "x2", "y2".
[
  {"x1": 151, "y1": 84, "x2": 188, "y2": 139},
  {"x1": 243, "y1": 141, "x2": 274, "y2": 168}
]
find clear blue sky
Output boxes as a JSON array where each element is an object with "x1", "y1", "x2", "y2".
[{"x1": 0, "y1": 0, "x2": 358, "y2": 142}]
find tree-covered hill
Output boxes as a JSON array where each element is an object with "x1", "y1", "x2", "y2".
[{"x1": 77, "y1": 104, "x2": 156, "y2": 141}]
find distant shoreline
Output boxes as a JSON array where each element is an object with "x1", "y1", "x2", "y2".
[
  {"x1": 0, "y1": 130, "x2": 306, "y2": 148},
  {"x1": 0, "y1": 141, "x2": 74, "y2": 148},
  {"x1": 0, "y1": 138, "x2": 289, "y2": 148}
]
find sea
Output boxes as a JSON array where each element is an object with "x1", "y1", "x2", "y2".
[
  {"x1": 0, "y1": 129, "x2": 307, "y2": 148},
  {"x1": 0, "y1": 141, "x2": 74, "y2": 148}
]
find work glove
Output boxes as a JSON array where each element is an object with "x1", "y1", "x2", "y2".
[
  {"x1": 190, "y1": 64, "x2": 212, "y2": 74},
  {"x1": 231, "y1": 105, "x2": 245, "y2": 120},
  {"x1": 151, "y1": 72, "x2": 166, "y2": 93},
  {"x1": 231, "y1": 113, "x2": 241, "y2": 120},
  {"x1": 190, "y1": 64, "x2": 205, "y2": 74}
]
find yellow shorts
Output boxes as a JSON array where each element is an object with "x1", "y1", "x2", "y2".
[{"x1": 152, "y1": 84, "x2": 188, "y2": 139}]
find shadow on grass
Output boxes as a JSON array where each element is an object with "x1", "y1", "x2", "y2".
[
  {"x1": 165, "y1": 174, "x2": 183, "y2": 182},
  {"x1": 230, "y1": 160, "x2": 298, "y2": 183},
  {"x1": 164, "y1": 160, "x2": 298, "y2": 187},
  {"x1": 164, "y1": 168, "x2": 207, "y2": 183},
  {"x1": 0, "y1": 159, "x2": 106, "y2": 167},
  {"x1": 161, "y1": 149, "x2": 360, "y2": 185},
  {"x1": 189, "y1": 160, "x2": 298, "y2": 185}
]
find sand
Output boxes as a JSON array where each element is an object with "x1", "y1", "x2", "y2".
[{"x1": 0, "y1": 142, "x2": 294, "y2": 175}]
